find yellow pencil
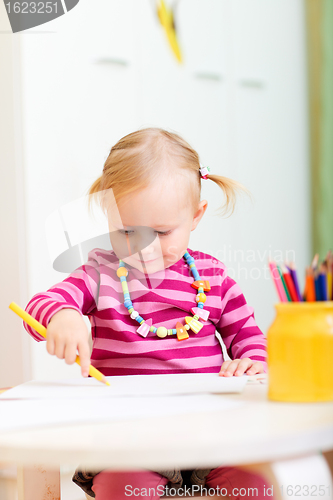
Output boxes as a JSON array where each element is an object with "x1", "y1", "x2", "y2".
[{"x1": 9, "y1": 302, "x2": 110, "y2": 386}]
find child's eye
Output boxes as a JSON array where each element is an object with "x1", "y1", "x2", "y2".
[
  {"x1": 155, "y1": 231, "x2": 171, "y2": 236},
  {"x1": 118, "y1": 229, "x2": 171, "y2": 236},
  {"x1": 119, "y1": 230, "x2": 134, "y2": 236}
]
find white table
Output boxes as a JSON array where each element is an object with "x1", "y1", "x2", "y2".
[{"x1": 0, "y1": 381, "x2": 332, "y2": 499}]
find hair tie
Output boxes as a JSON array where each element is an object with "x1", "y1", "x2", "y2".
[{"x1": 199, "y1": 164, "x2": 210, "y2": 180}]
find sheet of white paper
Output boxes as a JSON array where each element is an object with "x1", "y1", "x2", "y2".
[
  {"x1": 0, "y1": 373, "x2": 247, "y2": 400},
  {"x1": 0, "y1": 394, "x2": 243, "y2": 432}
]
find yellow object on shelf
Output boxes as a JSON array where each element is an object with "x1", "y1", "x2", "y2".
[
  {"x1": 157, "y1": 0, "x2": 182, "y2": 63},
  {"x1": 267, "y1": 302, "x2": 333, "y2": 402}
]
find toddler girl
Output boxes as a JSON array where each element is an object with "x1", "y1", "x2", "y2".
[{"x1": 24, "y1": 128, "x2": 268, "y2": 500}]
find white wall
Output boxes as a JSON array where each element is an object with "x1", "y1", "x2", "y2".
[
  {"x1": 1, "y1": 0, "x2": 310, "y2": 381},
  {"x1": 0, "y1": 5, "x2": 31, "y2": 387}
]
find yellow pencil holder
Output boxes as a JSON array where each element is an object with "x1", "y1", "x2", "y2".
[{"x1": 267, "y1": 301, "x2": 333, "y2": 402}]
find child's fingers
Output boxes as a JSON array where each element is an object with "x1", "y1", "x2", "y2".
[
  {"x1": 234, "y1": 358, "x2": 252, "y2": 376},
  {"x1": 219, "y1": 359, "x2": 240, "y2": 377},
  {"x1": 46, "y1": 338, "x2": 55, "y2": 356},
  {"x1": 54, "y1": 339, "x2": 66, "y2": 360},
  {"x1": 78, "y1": 340, "x2": 91, "y2": 377},
  {"x1": 220, "y1": 358, "x2": 255, "y2": 377},
  {"x1": 246, "y1": 361, "x2": 264, "y2": 375},
  {"x1": 219, "y1": 360, "x2": 232, "y2": 375},
  {"x1": 64, "y1": 342, "x2": 79, "y2": 366}
]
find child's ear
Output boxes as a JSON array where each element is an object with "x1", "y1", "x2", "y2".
[{"x1": 191, "y1": 200, "x2": 208, "y2": 231}]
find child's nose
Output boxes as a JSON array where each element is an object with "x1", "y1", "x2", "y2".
[
  {"x1": 130, "y1": 227, "x2": 160, "y2": 257},
  {"x1": 140, "y1": 244, "x2": 155, "y2": 256},
  {"x1": 127, "y1": 227, "x2": 155, "y2": 256}
]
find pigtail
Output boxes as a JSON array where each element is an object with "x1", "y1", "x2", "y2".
[
  {"x1": 207, "y1": 174, "x2": 252, "y2": 217},
  {"x1": 87, "y1": 176, "x2": 103, "y2": 213}
]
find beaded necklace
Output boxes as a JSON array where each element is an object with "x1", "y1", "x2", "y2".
[{"x1": 116, "y1": 251, "x2": 210, "y2": 340}]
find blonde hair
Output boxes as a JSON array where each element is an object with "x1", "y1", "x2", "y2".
[{"x1": 88, "y1": 127, "x2": 249, "y2": 216}]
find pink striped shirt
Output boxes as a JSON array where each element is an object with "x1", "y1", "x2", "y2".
[{"x1": 24, "y1": 248, "x2": 267, "y2": 375}]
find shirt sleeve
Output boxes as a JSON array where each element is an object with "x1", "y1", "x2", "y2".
[
  {"x1": 215, "y1": 272, "x2": 267, "y2": 371},
  {"x1": 24, "y1": 252, "x2": 100, "y2": 342}
]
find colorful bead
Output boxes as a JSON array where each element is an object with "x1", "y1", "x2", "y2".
[
  {"x1": 193, "y1": 315, "x2": 199, "y2": 320},
  {"x1": 130, "y1": 310, "x2": 139, "y2": 319},
  {"x1": 185, "y1": 324, "x2": 190, "y2": 330},
  {"x1": 185, "y1": 316, "x2": 203, "y2": 334},
  {"x1": 156, "y1": 326, "x2": 168, "y2": 338},
  {"x1": 124, "y1": 299, "x2": 132, "y2": 308},
  {"x1": 117, "y1": 267, "x2": 128, "y2": 278},
  {"x1": 197, "y1": 303, "x2": 204, "y2": 308},
  {"x1": 136, "y1": 316, "x2": 144, "y2": 323},
  {"x1": 137, "y1": 318, "x2": 152, "y2": 338},
  {"x1": 128, "y1": 307, "x2": 134, "y2": 314},
  {"x1": 191, "y1": 307, "x2": 210, "y2": 321},
  {"x1": 192, "y1": 280, "x2": 210, "y2": 291},
  {"x1": 196, "y1": 293, "x2": 206, "y2": 303},
  {"x1": 176, "y1": 322, "x2": 189, "y2": 341}
]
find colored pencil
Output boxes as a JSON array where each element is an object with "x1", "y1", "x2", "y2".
[
  {"x1": 318, "y1": 263, "x2": 328, "y2": 301},
  {"x1": 9, "y1": 302, "x2": 110, "y2": 386},
  {"x1": 281, "y1": 264, "x2": 299, "y2": 301},
  {"x1": 314, "y1": 270, "x2": 322, "y2": 301},
  {"x1": 326, "y1": 251, "x2": 332, "y2": 300},
  {"x1": 268, "y1": 260, "x2": 288, "y2": 302},
  {"x1": 304, "y1": 267, "x2": 316, "y2": 302},
  {"x1": 330, "y1": 251, "x2": 333, "y2": 300},
  {"x1": 286, "y1": 261, "x2": 303, "y2": 301},
  {"x1": 311, "y1": 253, "x2": 319, "y2": 271},
  {"x1": 277, "y1": 265, "x2": 292, "y2": 301}
]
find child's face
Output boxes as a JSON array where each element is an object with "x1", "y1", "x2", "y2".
[{"x1": 107, "y1": 179, "x2": 207, "y2": 274}]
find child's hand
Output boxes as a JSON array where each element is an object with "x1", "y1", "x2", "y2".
[
  {"x1": 219, "y1": 358, "x2": 264, "y2": 377},
  {"x1": 46, "y1": 309, "x2": 91, "y2": 377}
]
